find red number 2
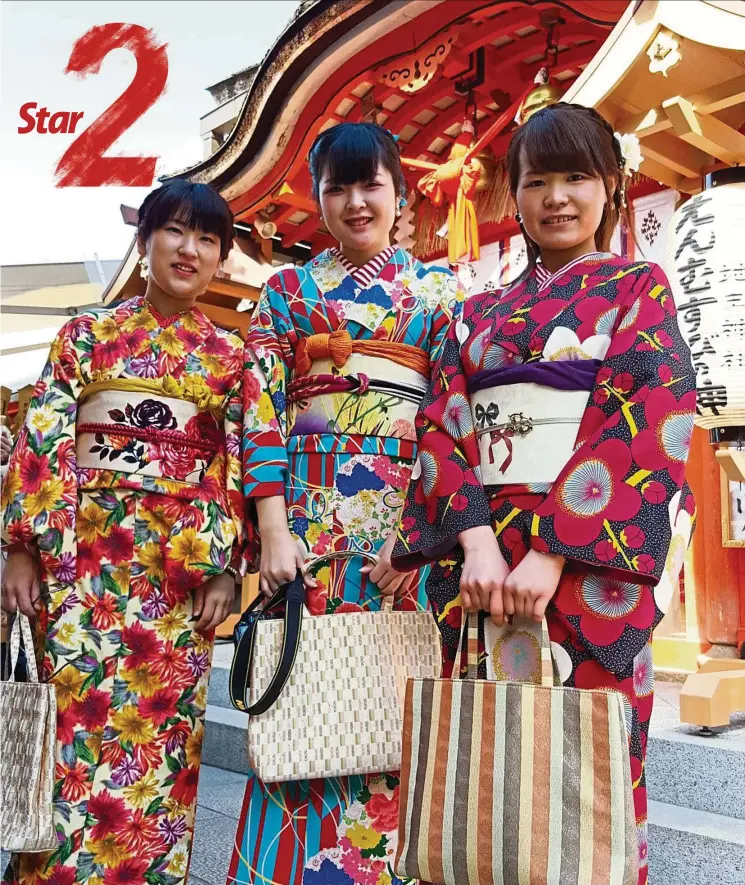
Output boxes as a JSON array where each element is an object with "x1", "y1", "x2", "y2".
[{"x1": 55, "y1": 23, "x2": 168, "y2": 187}]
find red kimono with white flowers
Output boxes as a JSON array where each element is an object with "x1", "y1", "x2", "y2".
[{"x1": 392, "y1": 253, "x2": 696, "y2": 885}]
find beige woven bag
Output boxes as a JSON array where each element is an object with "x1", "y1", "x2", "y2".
[
  {"x1": 0, "y1": 613, "x2": 57, "y2": 851},
  {"x1": 230, "y1": 551, "x2": 443, "y2": 783}
]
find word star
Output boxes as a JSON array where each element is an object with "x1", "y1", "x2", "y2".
[{"x1": 18, "y1": 102, "x2": 84, "y2": 134}]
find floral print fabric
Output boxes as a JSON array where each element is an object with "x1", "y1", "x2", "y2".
[
  {"x1": 393, "y1": 254, "x2": 696, "y2": 885},
  {"x1": 229, "y1": 248, "x2": 462, "y2": 885},
  {"x1": 1, "y1": 297, "x2": 248, "y2": 885}
]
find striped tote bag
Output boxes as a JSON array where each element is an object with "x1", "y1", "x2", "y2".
[{"x1": 395, "y1": 615, "x2": 638, "y2": 885}]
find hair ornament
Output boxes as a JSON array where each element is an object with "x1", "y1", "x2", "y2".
[
  {"x1": 386, "y1": 129, "x2": 400, "y2": 142},
  {"x1": 614, "y1": 131, "x2": 643, "y2": 177}
]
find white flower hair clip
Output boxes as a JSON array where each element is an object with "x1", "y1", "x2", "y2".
[
  {"x1": 614, "y1": 131, "x2": 643, "y2": 176},
  {"x1": 614, "y1": 131, "x2": 643, "y2": 208}
]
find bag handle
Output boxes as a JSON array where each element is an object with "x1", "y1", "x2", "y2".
[
  {"x1": 9, "y1": 613, "x2": 39, "y2": 684},
  {"x1": 229, "y1": 549, "x2": 381, "y2": 715},
  {"x1": 455, "y1": 611, "x2": 556, "y2": 688}
]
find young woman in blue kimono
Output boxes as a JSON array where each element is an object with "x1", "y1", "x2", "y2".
[
  {"x1": 228, "y1": 123, "x2": 463, "y2": 885},
  {"x1": 392, "y1": 104, "x2": 696, "y2": 885}
]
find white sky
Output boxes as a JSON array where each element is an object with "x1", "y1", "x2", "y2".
[{"x1": 0, "y1": 0, "x2": 301, "y2": 266}]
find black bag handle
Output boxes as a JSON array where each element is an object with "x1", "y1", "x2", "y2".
[
  {"x1": 229, "y1": 571, "x2": 305, "y2": 715},
  {"x1": 229, "y1": 550, "x2": 380, "y2": 715}
]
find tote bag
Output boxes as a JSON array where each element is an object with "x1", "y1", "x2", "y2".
[
  {"x1": 0, "y1": 613, "x2": 57, "y2": 851},
  {"x1": 230, "y1": 550, "x2": 442, "y2": 783},
  {"x1": 396, "y1": 614, "x2": 638, "y2": 885}
]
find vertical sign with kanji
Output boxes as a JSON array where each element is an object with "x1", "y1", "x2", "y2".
[{"x1": 666, "y1": 183, "x2": 745, "y2": 429}]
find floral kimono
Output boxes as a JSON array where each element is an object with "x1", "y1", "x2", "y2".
[
  {"x1": 393, "y1": 253, "x2": 696, "y2": 885},
  {"x1": 230, "y1": 246, "x2": 462, "y2": 885},
  {"x1": 1, "y1": 296, "x2": 248, "y2": 885}
]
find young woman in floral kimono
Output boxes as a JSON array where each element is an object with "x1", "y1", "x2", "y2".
[
  {"x1": 229, "y1": 123, "x2": 463, "y2": 885},
  {"x1": 1, "y1": 180, "x2": 249, "y2": 885},
  {"x1": 392, "y1": 104, "x2": 695, "y2": 885}
]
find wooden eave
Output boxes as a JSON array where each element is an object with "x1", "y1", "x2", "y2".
[
  {"x1": 563, "y1": 0, "x2": 745, "y2": 193},
  {"x1": 168, "y1": 0, "x2": 627, "y2": 257}
]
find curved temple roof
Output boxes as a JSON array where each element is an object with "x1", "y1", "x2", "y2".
[{"x1": 169, "y1": 0, "x2": 628, "y2": 255}]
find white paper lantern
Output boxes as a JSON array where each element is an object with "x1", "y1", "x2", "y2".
[{"x1": 666, "y1": 169, "x2": 745, "y2": 429}]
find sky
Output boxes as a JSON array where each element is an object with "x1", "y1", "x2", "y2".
[{"x1": 0, "y1": 0, "x2": 301, "y2": 266}]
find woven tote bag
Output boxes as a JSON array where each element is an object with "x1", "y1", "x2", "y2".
[
  {"x1": 230, "y1": 551, "x2": 442, "y2": 783},
  {"x1": 395, "y1": 614, "x2": 638, "y2": 885},
  {"x1": 0, "y1": 613, "x2": 57, "y2": 852}
]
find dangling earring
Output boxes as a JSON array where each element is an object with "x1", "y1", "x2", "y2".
[
  {"x1": 139, "y1": 255, "x2": 149, "y2": 279},
  {"x1": 396, "y1": 195, "x2": 406, "y2": 219},
  {"x1": 515, "y1": 212, "x2": 522, "y2": 224}
]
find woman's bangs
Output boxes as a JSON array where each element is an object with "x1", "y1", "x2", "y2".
[
  {"x1": 520, "y1": 113, "x2": 599, "y2": 177},
  {"x1": 318, "y1": 128, "x2": 383, "y2": 188},
  {"x1": 156, "y1": 186, "x2": 232, "y2": 242}
]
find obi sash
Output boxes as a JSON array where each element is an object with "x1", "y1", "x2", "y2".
[
  {"x1": 468, "y1": 360, "x2": 600, "y2": 486},
  {"x1": 288, "y1": 332, "x2": 429, "y2": 439},
  {"x1": 76, "y1": 378, "x2": 224, "y2": 485}
]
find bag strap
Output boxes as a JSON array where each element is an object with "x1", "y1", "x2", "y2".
[
  {"x1": 454, "y1": 611, "x2": 556, "y2": 687},
  {"x1": 9, "y1": 613, "x2": 39, "y2": 684},
  {"x1": 229, "y1": 549, "x2": 382, "y2": 714},
  {"x1": 229, "y1": 571, "x2": 305, "y2": 714}
]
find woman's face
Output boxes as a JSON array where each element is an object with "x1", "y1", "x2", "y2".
[
  {"x1": 139, "y1": 217, "x2": 222, "y2": 304},
  {"x1": 515, "y1": 149, "x2": 611, "y2": 269},
  {"x1": 318, "y1": 164, "x2": 397, "y2": 265}
]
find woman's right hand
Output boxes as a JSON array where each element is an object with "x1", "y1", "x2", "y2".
[
  {"x1": 1, "y1": 547, "x2": 42, "y2": 618},
  {"x1": 458, "y1": 526, "x2": 510, "y2": 626},
  {"x1": 259, "y1": 527, "x2": 316, "y2": 597}
]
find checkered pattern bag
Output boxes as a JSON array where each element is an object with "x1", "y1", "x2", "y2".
[
  {"x1": 0, "y1": 613, "x2": 57, "y2": 851},
  {"x1": 230, "y1": 552, "x2": 442, "y2": 783}
]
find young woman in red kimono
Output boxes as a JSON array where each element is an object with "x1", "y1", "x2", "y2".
[{"x1": 392, "y1": 104, "x2": 696, "y2": 885}]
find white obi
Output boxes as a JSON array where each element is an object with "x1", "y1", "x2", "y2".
[{"x1": 472, "y1": 382, "x2": 592, "y2": 486}]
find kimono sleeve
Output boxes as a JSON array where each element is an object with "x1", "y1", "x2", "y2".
[
  {"x1": 533, "y1": 262, "x2": 696, "y2": 585},
  {"x1": 1, "y1": 323, "x2": 83, "y2": 602},
  {"x1": 423, "y1": 266, "x2": 466, "y2": 363},
  {"x1": 242, "y1": 278, "x2": 295, "y2": 498},
  {"x1": 222, "y1": 381, "x2": 257, "y2": 574},
  {"x1": 392, "y1": 312, "x2": 492, "y2": 571}
]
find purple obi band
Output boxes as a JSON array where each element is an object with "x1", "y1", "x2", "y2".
[{"x1": 468, "y1": 359, "x2": 601, "y2": 395}]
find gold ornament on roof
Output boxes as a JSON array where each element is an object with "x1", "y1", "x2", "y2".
[
  {"x1": 377, "y1": 30, "x2": 459, "y2": 94},
  {"x1": 647, "y1": 29, "x2": 682, "y2": 78},
  {"x1": 516, "y1": 68, "x2": 561, "y2": 125}
]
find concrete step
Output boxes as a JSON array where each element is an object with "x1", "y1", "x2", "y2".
[{"x1": 648, "y1": 801, "x2": 745, "y2": 885}]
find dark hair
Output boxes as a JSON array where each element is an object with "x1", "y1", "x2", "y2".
[
  {"x1": 506, "y1": 103, "x2": 629, "y2": 269},
  {"x1": 137, "y1": 180, "x2": 234, "y2": 262},
  {"x1": 308, "y1": 122, "x2": 406, "y2": 202}
]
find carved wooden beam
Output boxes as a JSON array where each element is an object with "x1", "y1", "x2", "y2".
[
  {"x1": 638, "y1": 155, "x2": 683, "y2": 192},
  {"x1": 641, "y1": 132, "x2": 710, "y2": 180},
  {"x1": 663, "y1": 95, "x2": 745, "y2": 166},
  {"x1": 282, "y1": 214, "x2": 322, "y2": 248},
  {"x1": 617, "y1": 74, "x2": 745, "y2": 139}
]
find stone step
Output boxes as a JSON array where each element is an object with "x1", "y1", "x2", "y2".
[{"x1": 648, "y1": 801, "x2": 745, "y2": 885}]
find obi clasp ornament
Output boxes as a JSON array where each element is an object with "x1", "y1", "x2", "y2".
[{"x1": 504, "y1": 412, "x2": 534, "y2": 435}]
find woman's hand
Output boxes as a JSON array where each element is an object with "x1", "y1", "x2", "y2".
[
  {"x1": 458, "y1": 526, "x2": 510, "y2": 625},
  {"x1": 360, "y1": 531, "x2": 415, "y2": 597},
  {"x1": 503, "y1": 549, "x2": 565, "y2": 623},
  {"x1": 255, "y1": 496, "x2": 316, "y2": 597},
  {"x1": 1, "y1": 547, "x2": 42, "y2": 619},
  {"x1": 193, "y1": 572, "x2": 237, "y2": 633}
]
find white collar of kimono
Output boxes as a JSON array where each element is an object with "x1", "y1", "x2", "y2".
[
  {"x1": 330, "y1": 245, "x2": 397, "y2": 287},
  {"x1": 534, "y1": 251, "x2": 613, "y2": 293}
]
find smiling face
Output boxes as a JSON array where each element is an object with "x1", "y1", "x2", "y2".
[
  {"x1": 515, "y1": 150, "x2": 610, "y2": 272},
  {"x1": 138, "y1": 217, "x2": 222, "y2": 309},
  {"x1": 318, "y1": 165, "x2": 397, "y2": 266}
]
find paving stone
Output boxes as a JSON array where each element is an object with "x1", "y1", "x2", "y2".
[{"x1": 190, "y1": 806, "x2": 237, "y2": 885}]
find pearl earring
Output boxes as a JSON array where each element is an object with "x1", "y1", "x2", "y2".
[
  {"x1": 515, "y1": 212, "x2": 522, "y2": 224},
  {"x1": 139, "y1": 256, "x2": 149, "y2": 279}
]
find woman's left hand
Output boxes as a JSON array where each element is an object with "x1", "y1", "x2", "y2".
[
  {"x1": 360, "y1": 531, "x2": 415, "y2": 598},
  {"x1": 503, "y1": 549, "x2": 565, "y2": 622},
  {"x1": 193, "y1": 571, "x2": 237, "y2": 633}
]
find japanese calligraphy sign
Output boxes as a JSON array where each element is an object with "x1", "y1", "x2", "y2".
[{"x1": 666, "y1": 180, "x2": 745, "y2": 429}]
